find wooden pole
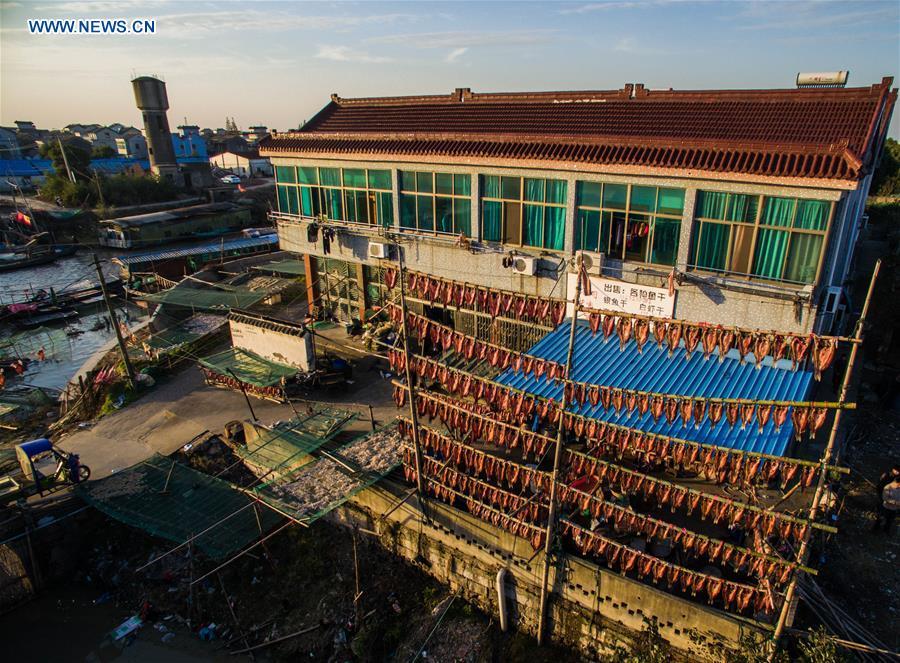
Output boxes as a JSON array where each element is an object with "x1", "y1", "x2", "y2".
[
  {"x1": 537, "y1": 256, "x2": 582, "y2": 645},
  {"x1": 395, "y1": 246, "x2": 427, "y2": 502},
  {"x1": 93, "y1": 253, "x2": 135, "y2": 388},
  {"x1": 769, "y1": 260, "x2": 881, "y2": 657},
  {"x1": 217, "y1": 573, "x2": 255, "y2": 662},
  {"x1": 368, "y1": 404, "x2": 376, "y2": 432},
  {"x1": 226, "y1": 368, "x2": 257, "y2": 421}
]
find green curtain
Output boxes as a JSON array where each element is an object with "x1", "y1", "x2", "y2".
[
  {"x1": 524, "y1": 178, "x2": 545, "y2": 202},
  {"x1": 603, "y1": 183, "x2": 627, "y2": 210},
  {"x1": 454, "y1": 202, "x2": 471, "y2": 236},
  {"x1": 544, "y1": 207, "x2": 566, "y2": 251},
  {"x1": 784, "y1": 234, "x2": 823, "y2": 283},
  {"x1": 576, "y1": 209, "x2": 601, "y2": 252},
  {"x1": 658, "y1": 188, "x2": 685, "y2": 216},
  {"x1": 630, "y1": 186, "x2": 656, "y2": 212},
  {"x1": 794, "y1": 200, "x2": 829, "y2": 230},
  {"x1": 546, "y1": 180, "x2": 567, "y2": 205},
  {"x1": 399, "y1": 171, "x2": 416, "y2": 192},
  {"x1": 325, "y1": 188, "x2": 343, "y2": 220},
  {"x1": 761, "y1": 197, "x2": 795, "y2": 227},
  {"x1": 416, "y1": 195, "x2": 434, "y2": 231},
  {"x1": 696, "y1": 191, "x2": 728, "y2": 219},
  {"x1": 650, "y1": 218, "x2": 680, "y2": 266},
  {"x1": 727, "y1": 194, "x2": 758, "y2": 222},
  {"x1": 752, "y1": 228, "x2": 788, "y2": 279},
  {"x1": 483, "y1": 175, "x2": 500, "y2": 198},
  {"x1": 693, "y1": 222, "x2": 729, "y2": 270},
  {"x1": 297, "y1": 166, "x2": 318, "y2": 184},
  {"x1": 454, "y1": 174, "x2": 471, "y2": 196},
  {"x1": 275, "y1": 166, "x2": 295, "y2": 184},
  {"x1": 276, "y1": 185, "x2": 290, "y2": 214},
  {"x1": 416, "y1": 172, "x2": 433, "y2": 193},
  {"x1": 287, "y1": 187, "x2": 299, "y2": 215},
  {"x1": 400, "y1": 194, "x2": 416, "y2": 228},
  {"x1": 342, "y1": 169, "x2": 366, "y2": 188},
  {"x1": 378, "y1": 192, "x2": 393, "y2": 228},
  {"x1": 578, "y1": 182, "x2": 601, "y2": 208},
  {"x1": 300, "y1": 186, "x2": 314, "y2": 216},
  {"x1": 436, "y1": 196, "x2": 453, "y2": 234},
  {"x1": 319, "y1": 168, "x2": 340, "y2": 187},
  {"x1": 523, "y1": 203, "x2": 543, "y2": 247},
  {"x1": 367, "y1": 169, "x2": 392, "y2": 191},
  {"x1": 482, "y1": 201, "x2": 502, "y2": 241}
]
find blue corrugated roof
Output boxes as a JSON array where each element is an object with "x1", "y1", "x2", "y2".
[
  {"x1": 494, "y1": 321, "x2": 814, "y2": 457},
  {"x1": 0, "y1": 156, "x2": 203, "y2": 178},
  {"x1": 115, "y1": 234, "x2": 278, "y2": 266}
]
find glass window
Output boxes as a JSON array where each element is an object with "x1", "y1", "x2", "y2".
[
  {"x1": 575, "y1": 181, "x2": 682, "y2": 266},
  {"x1": 342, "y1": 169, "x2": 366, "y2": 188},
  {"x1": 398, "y1": 170, "x2": 472, "y2": 236},
  {"x1": 319, "y1": 168, "x2": 340, "y2": 187},
  {"x1": 297, "y1": 167, "x2": 318, "y2": 184},
  {"x1": 366, "y1": 169, "x2": 391, "y2": 191},
  {"x1": 691, "y1": 191, "x2": 830, "y2": 284},
  {"x1": 275, "y1": 166, "x2": 295, "y2": 184},
  {"x1": 416, "y1": 172, "x2": 433, "y2": 194},
  {"x1": 482, "y1": 176, "x2": 566, "y2": 250},
  {"x1": 602, "y1": 183, "x2": 627, "y2": 210}
]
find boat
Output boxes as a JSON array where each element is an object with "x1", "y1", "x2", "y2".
[
  {"x1": 17, "y1": 309, "x2": 80, "y2": 328},
  {"x1": 0, "y1": 244, "x2": 76, "y2": 272}
]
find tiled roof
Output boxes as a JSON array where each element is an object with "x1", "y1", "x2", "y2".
[
  {"x1": 260, "y1": 81, "x2": 897, "y2": 181},
  {"x1": 494, "y1": 321, "x2": 814, "y2": 457}
]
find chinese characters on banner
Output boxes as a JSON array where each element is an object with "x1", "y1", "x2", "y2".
[{"x1": 567, "y1": 274, "x2": 676, "y2": 318}]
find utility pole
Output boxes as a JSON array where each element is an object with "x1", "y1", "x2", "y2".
[
  {"x1": 93, "y1": 254, "x2": 135, "y2": 388},
  {"x1": 537, "y1": 254, "x2": 583, "y2": 646},
  {"x1": 227, "y1": 368, "x2": 258, "y2": 422},
  {"x1": 768, "y1": 260, "x2": 881, "y2": 658},
  {"x1": 57, "y1": 137, "x2": 76, "y2": 184}
]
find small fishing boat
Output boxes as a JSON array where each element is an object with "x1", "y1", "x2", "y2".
[{"x1": 0, "y1": 244, "x2": 76, "y2": 272}]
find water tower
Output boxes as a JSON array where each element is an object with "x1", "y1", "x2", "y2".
[{"x1": 131, "y1": 75, "x2": 179, "y2": 182}]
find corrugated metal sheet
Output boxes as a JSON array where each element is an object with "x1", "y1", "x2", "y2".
[
  {"x1": 115, "y1": 235, "x2": 277, "y2": 266},
  {"x1": 494, "y1": 321, "x2": 814, "y2": 457}
]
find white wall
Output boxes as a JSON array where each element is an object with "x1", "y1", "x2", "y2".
[{"x1": 230, "y1": 319, "x2": 315, "y2": 371}]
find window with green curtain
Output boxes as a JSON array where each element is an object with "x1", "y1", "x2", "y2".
[
  {"x1": 630, "y1": 186, "x2": 656, "y2": 212},
  {"x1": 398, "y1": 170, "x2": 471, "y2": 236},
  {"x1": 761, "y1": 197, "x2": 796, "y2": 227},
  {"x1": 275, "y1": 166, "x2": 295, "y2": 184},
  {"x1": 524, "y1": 178, "x2": 545, "y2": 202},
  {"x1": 696, "y1": 191, "x2": 728, "y2": 219},
  {"x1": 501, "y1": 176, "x2": 521, "y2": 200},
  {"x1": 300, "y1": 187, "x2": 315, "y2": 216},
  {"x1": 546, "y1": 180, "x2": 567, "y2": 205},
  {"x1": 276, "y1": 185, "x2": 290, "y2": 213},
  {"x1": 752, "y1": 228, "x2": 788, "y2": 279},
  {"x1": 297, "y1": 167, "x2": 318, "y2": 184},
  {"x1": 342, "y1": 168, "x2": 366, "y2": 188},
  {"x1": 483, "y1": 175, "x2": 500, "y2": 198},
  {"x1": 367, "y1": 169, "x2": 391, "y2": 191},
  {"x1": 523, "y1": 204, "x2": 543, "y2": 247},
  {"x1": 784, "y1": 234, "x2": 823, "y2": 283},
  {"x1": 579, "y1": 182, "x2": 602, "y2": 208},
  {"x1": 378, "y1": 193, "x2": 393, "y2": 228},
  {"x1": 286, "y1": 186, "x2": 299, "y2": 215},
  {"x1": 603, "y1": 183, "x2": 627, "y2": 210},
  {"x1": 658, "y1": 188, "x2": 684, "y2": 216},
  {"x1": 575, "y1": 209, "x2": 601, "y2": 252},
  {"x1": 650, "y1": 218, "x2": 680, "y2": 266},
  {"x1": 319, "y1": 168, "x2": 340, "y2": 187},
  {"x1": 544, "y1": 207, "x2": 566, "y2": 251},
  {"x1": 727, "y1": 194, "x2": 758, "y2": 222},
  {"x1": 482, "y1": 201, "x2": 502, "y2": 242},
  {"x1": 693, "y1": 222, "x2": 730, "y2": 271},
  {"x1": 794, "y1": 200, "x2": 829, "y2": 230}
]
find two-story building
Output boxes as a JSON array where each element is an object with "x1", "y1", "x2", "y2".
[{"x1": 260, "y1": 79, "x2": 896, "y2": 333}]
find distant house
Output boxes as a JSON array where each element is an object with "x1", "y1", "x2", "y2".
[
  {"x1": 116, "y1": 133, "x2": 149, "y2": 159},
  {"x1": 244, "y1": 126, "x2": 270, "y2": 144},
  {"x1": 173, "y1": 125, "x2": 207, "y2": 159},
  {"x1": 0, "y1": 127, "x2": 20, "y2": 159},
  {"x1": 209, "y1": 150, "x2": 273, "y2": 178}
]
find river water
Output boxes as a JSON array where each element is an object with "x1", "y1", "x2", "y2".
[{"x1": 0, "y1": 252, "x2": 149, "y2": 391}]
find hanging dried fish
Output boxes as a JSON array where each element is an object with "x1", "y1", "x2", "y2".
[
  {"x1": 754, "y1": 334, "x2": 772, "y2": 369},
  {"x1": 653, "y1": 320, "x2": 667, "y2": 348},
  {"x1": 617, "y1": 317, "x2": 633, "y2": 351},
  {"x1": 718, "y1": 328, "x2": 735, "y2": 363},
  {"x1": 812, "y1": 338, "x2": 837, "y2": 381},
  {"x1": 684, "y1": 325, "x2": 701, "y2": 360},
  {"x1": 633, "y1": 318, "x2": 650, "y2": 354},
  {"x1": 702, "y1": 327, "x2": 719, "y2": 360}
]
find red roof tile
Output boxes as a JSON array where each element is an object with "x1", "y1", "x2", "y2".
[{"x1": 260, "y1": 81, "x2": 897, "y2": 182}]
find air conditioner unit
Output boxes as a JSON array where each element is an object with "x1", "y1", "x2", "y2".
[
  {"x1": 368, "y1": 241, "x2": 391, "y2": 259},
  {"x1": 576, "y1": 250, "x2": 604, "y2": 275},
  {"x1": 822, "y1": 286, "x2": 842, "y2": 314},
  {"x1": 511, "y1": 256, "x2": 538, "y2": 276}
]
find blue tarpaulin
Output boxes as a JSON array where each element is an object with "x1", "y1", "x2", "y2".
[{"x1": 494, "y1": 321, "x2": 814, "y2": 457}]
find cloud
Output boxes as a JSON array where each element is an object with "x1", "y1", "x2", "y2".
[
  {"x1": 34, "y1": 0, "x2": 172, "y2": 11},
  {"x1": 733, "y1": 1, "x2": 898, "y2": 31},
  {"x1": 444, "y1": 47, "x2": 467, "y2": 63},
  {"x1": 0, "y1": 2, "x2": 23, "y2": 8},
  {"x1": 559, "y1": 0, "x2": 694, "y2": 14},
  {"x1": 368, "y1": 29, "x2": 557, "y2": 49},
  {"x1": 314, "y1": 45, "x2": 392, "y2": 64}
]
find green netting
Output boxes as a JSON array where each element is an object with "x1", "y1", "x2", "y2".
[
  {"x1": 198, "y1": 347, "x2": 297, "y2": 387},
  {"x1": 255, "y1": 259, "x2": 307, "y2": 276},
  {"x1": 76, "y1": 454, "x2": 282, "y2": 559},
  {"x1": 139, "y1": 285, "x2": 268, "y2": 311},
  {"x1": 129, "y1": 314, "x2": 226, "y2": 357},
  {"x1": 250, "y1": 425, "x2": 400, "y2": 525},
  {"x1": 237, "y1": 407, "x2": 358, "y2": 477}
]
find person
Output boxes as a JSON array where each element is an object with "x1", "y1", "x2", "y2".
[
  {"x1": 37, "y1": 347, "x2": 45, "y2": 362},
  {"x1": 873, "y1": 464, "x2": 900, "y2": 534}
]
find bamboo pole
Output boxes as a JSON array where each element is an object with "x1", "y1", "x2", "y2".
[
  {"x1": 768, "y1": 260, "x2": 881, "y2": 657},
  {"x1": 395, "y1": 246, "x2": 427, "y2": 504},
  {"x1": 537, "y1": 256, "x2": 583, "y2": 645},
  {"x1": 394, "y1": 382, "x2": 849, "y2": 475},
  {"x1": 394, "y1": 305, "x2": 854, "y2": 410}
]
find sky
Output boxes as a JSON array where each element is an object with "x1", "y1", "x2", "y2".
[{"x1": 1, "y1": 0, "x2": 898, "y2": 138}]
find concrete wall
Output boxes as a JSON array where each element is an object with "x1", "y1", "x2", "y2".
[
  {"x1": 229, "y1": 319, "x2": 314, "y2": 371},
  {"x1": 331, "y1": 478, "x2": 765, "y2": 660},
  {"x1": 271, "y1": 156, "x2": 857, "y2": 334}
]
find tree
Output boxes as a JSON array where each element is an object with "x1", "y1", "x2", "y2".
[
  {"x1": 39, "y1": 137, "x2": 91, "y2": 181},
  {"x1": 871, "y1": 137, "x2": 900, "y2": 197},
  {"x1": 91, "y1": 144, "x2": 117, "y2": 158}
]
